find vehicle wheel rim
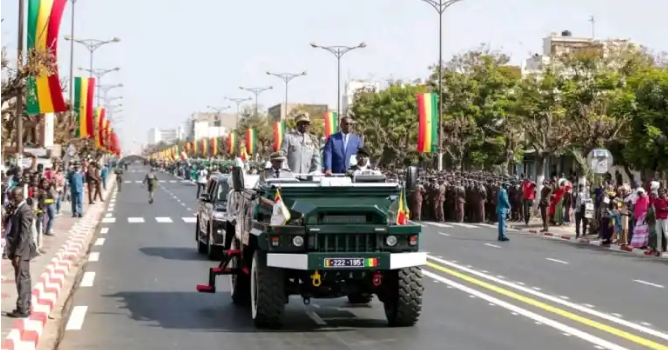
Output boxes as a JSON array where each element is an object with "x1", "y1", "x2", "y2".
[{"x1": 251, "y1": 255, "x2": 258, "y2": 319}]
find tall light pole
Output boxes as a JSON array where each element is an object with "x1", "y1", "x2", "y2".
[
  {"x1": 266, "y1": 71, "x2": 306, "y2": 120},
  {"x1": 15, "y1": 0, "x2": 26, "y2": 162},
  {"x1": 206, "y1": 105, "x2": 231, "y2": 127},
  {"x1": 102, "y1": 95, "x2": 123, "y2": 108},
  {"x1": 64, "y1": 35, "x2": 120, "y2": 104},
  {"x1": 78, "y1": 67, "x2": 120, "y2": 105},
  {"x1": 97, "y1": 83, "x2": 123, "y2": 96},
  {"x1": 310, "y1": 42, "x2": 366, "y2": 117},
  {"x1": 225, "y1": 97, "x2": 252, "y2": 126},
  {"x1": 421, "y1": 0, "x2": 464, "y2": 171},
  {"x1": 239, "y1": 86, "x2": 272, "y2": 117}
]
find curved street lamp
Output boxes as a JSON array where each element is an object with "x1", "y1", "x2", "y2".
[
  {"x1": 207, "y1": 105, "x2": 231, "y2": 127},
  {"x1": 64, "y1": 36, "x2": 120, "y2": 102},
  {"x1": 225, "y1": 97, "x2": 252, "y2": 126},
  {"x1": 310, "y1": 42, "x2": 366, "y2": 117},
  {"x1": 266, "y1": 71, "x2": 306, "y2": 120},
  {"x1": 78, "y1": 67, "x2": 121, "y2": 105}
]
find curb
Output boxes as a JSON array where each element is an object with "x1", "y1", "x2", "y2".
[
  {"x1": 522, "y1": 228, "x2": 668, "y2": 259},
  {"x1": 1, "y1": 184, "x2": 116, "y2": 350}
]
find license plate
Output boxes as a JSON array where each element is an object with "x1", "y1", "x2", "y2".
[{"x1": 324, "y1": 257, "x2": 378, "y2": 268}]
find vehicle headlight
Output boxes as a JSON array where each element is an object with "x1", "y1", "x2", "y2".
[
  {"x1": 292, "y1": 236, "x2": 304, "y2": 247},
  {"x1": 213, "y1": 212, "x2": 225, "y2": 220},
  {"x1": 385, "y1": 235, "x2": 398, "y2": 246}
]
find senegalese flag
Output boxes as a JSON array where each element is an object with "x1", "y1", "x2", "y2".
[
  {"x1": 270, "y1": 188, "x2": 291, "y2": 226},
  {"x1": 273, "y1": 121, "x2": 285, "y2": 152},
  {"x1": 200, "y1": 138, "x2": 208, "y2": 156},
  {"x1": 102, "y1": 119, "x2": 110, "y2": 151},
  {"x1": 210, "y1": 137, "x2": 218, "y2": 156},
  {"x1": 74, "y1": 77, "x2": 95, "y2": 138},
  {"x1": 246, "y1": 128, "x2": 257, "y2": 154},
  {"x1": 25, "y1": 0, "x2": 68, "y2": 114},
  {"x1": 416, "y1": 92, "x2": 438, "y2": 153},
  {"x1": 324, "y1": 111, "x2": 338, "y2": 138},
  {"x1": 94, "y1": 107, "x2": 106, "y2": 148},
  {"x1": 396, "y1": 189, "x2": 410, "y2": 225},
  {"x1": 192, "y1": 140, "x2": 199, "y2": 155},
  {"x1": 227, "y1": 133, "x2": 236, "y2": 154}
]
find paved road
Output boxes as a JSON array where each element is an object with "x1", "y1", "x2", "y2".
[{"x1": 50, "y1": 166, "x2": 668, "y2": 350}]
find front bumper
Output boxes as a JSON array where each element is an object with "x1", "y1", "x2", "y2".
[{"x1": 266, "y1": 252, "x2": 427, "y2": 270}]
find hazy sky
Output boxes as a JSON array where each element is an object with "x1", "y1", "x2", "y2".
[{"x1": 2, "y1": 0, "x2": 667, "y2": 154}]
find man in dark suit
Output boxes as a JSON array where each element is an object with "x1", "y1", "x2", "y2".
[
  {"x1": 323, "y1": 116, "x2": 363, "y2": 174},
  {"x1": 5, "y1": 186, "x2": 37, "y2": 317}
]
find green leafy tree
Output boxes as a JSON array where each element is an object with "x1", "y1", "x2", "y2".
[{"x1": 350, "y1": 83, "x2": 427, "y2": 166}]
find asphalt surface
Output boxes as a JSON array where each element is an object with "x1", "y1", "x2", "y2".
[{"x1": 51, "y1": 165, "x2": 668, "y2": 350}]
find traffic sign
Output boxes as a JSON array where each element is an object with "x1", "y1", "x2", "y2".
[{"x1": 587, "y1": 148, "x2": 613, "y2": 174}]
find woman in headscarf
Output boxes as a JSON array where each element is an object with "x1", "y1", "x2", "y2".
[
  {"x1": 549, "y1": 179, "x2": 566, "y2": 226},
  {"x1": 630, "y1": 188, "x2": 650, "y2": 248}
]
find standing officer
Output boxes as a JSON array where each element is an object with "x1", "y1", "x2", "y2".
[
  {"x1": 496, "y1": 183, "x2": 511, "y2": 242},
  {"x1": 281, "y1": 112, "x2": 321, "y2": 174}
]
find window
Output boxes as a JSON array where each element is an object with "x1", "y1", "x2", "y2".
[{"x1": 214, "y1": 181, "x2": 230, "y2": 202}]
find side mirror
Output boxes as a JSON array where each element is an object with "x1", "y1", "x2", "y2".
[
  {"x1": 199, "y1": 194, "x2": 210, "y2": 202},
  {"x1": 232, "y1": 166, "x2": 244, "y2": 191},
  {"x1": 405, "y1": 166, "x2": 418, "y2": 192}
]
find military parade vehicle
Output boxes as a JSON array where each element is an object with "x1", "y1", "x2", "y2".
[
  {"x1": 195, "y1": 173, "x2": 231, "y2": 260},
  {"x1": 196, "y1": 165, "x2": 426, "y2": 329}
]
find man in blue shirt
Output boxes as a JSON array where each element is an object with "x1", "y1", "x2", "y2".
[
  {"x1": 100, "y1": 165, "x2": 108, "y2": 191},
  {"x1": 496, "y1": 183, "x2": 511, "y2": 242},
  {"x1": 67, "y1": 163, "x2": 84, "y2": 217}
]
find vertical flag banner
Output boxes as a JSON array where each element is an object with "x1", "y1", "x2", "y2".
[
  {"x1": 25, "y1": 0, "x2": 68, "y2": 114},
  {"x1": 94, "y1": 107, "x2": 106, "y2": 148},
  {"x1": 416, "y1": 92, "x2": 438, "y2": 153},
  {"x1": 273, "y1": 121, "x2": 285, "y2": 152},
  {"x1": 74, "y1": 77, "x2": 95, "y2": 138},
  {"x1": 102, "y1": 119, "x2": 110, "y2": 150},
  {"x1": 246, "y1": 128, "x2": 257, "y2": 154},
  {"x1": 396, "y1": 189, "x2": 410, "y2": 225},
  {"x1": 227, "y1": 133, "x2": 236, "y2": 154},
  {"x1": 210, "y1": 138, "x2": 218, "y2": 156},
  {"x1": 200, "y1": 138, "x2": 208, "y2": 156},
  {"x1": 193, "y1": 140, "x2": 199, "y2": 155},
  {"x1": 324, "y1": 111, "x2": 338, "y2": 138}
]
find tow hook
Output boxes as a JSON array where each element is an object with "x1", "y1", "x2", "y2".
[
  {"x1": 372, "y1": 273, "x2": 382, "y2": 287},
  {"x1": 310, "y1": 270, "x2": 322, "y2": 287}
]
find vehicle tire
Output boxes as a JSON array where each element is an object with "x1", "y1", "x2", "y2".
[
  {"x1": 347, "y1": 293, "x2": 373, "y2": 305},
  {"x1": 206, "y1": 227, "x2": 221, "y2": 260},
  {"x1": 229, "y1": 239, "x2": 250, "y2": 306},
  {"x1": 196, "y1": 218, "x2": 207, "y2": 254},
  {"x1": 383, "y1": 267, "x2": 423, "y2": 327},
  {"x1": 250, "y1": 250, "x2": 285, "y2": 329}
]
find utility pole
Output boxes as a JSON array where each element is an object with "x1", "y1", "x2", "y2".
[
  {"x1": 15, "y1": 0, "x2": 26, "y2": 165},
  {"x1": 266, "y1": 71, "x2": 307, "y2": 120},
  {"x1": 65, "y1": 35, "x2": 120, "y2": 103},
  {"x1": 589, "y1": 16, "x2": 596, "y2": 39},
  {"x1": 225, "y1": 97, "x2": 252, "y2": 127}
]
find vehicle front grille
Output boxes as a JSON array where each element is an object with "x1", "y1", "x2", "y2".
[{"x1": 314, "y1": 234, "x2": 379, "y2": 253}]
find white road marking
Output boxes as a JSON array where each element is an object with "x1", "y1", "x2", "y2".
[
  {"x1": 641, "y1": 322, "x2": 652, "y2": 326},
  {"x1": 612, "y1": 313, "x2": 623, "y2": 318},
  {"x1": 452, "y1": 222, "x2": 479, "y2": 228},
  {"x1": 305, "y1": 308, "x2": 327, "y2": 326},
  {"x1": 478, "y1": 223, "x2": 498, "y2": 228},
  {"x1": 546, "y1": 258, "x2": 569, "y2": 265},
  {"x1": 169, "y1": 180, "x2": 176, "y2": 183},
  {"x1": 584, "y1": 304, "x2": 595, "y2": 308},
  {"x1": 107, "y1": 206, "x2": 115, "y2": 212},
  {"x1": 134, "y1": 181, "x2": 142, "y2": 183},
  {"x1": 128, "y1": 217, "x2": 145, "y2": 223},
  {"x1": 182, "y1": 217, "x2": 197, "y2": 223},
  {"x1": 104, "y1": 213, "x2": 112, "y2": 218},
  {"x1": 94, "y1": 238, "x2": 105, "y2": 246},
  {"x1": 159, "y1": 180, "x2": 166, "y2": 183},
  {"x1": 100, "y1": 227, "x2": 109, "y2": 234},
  {"x1": 102, "y1": 218, "x2": 116, "y2": 223},
  {"x1": 484, "y1": 243, "x2": 501, "y2": 249},
  {"x1": 156, "y1": 217, "x2": 173, "y2": 223},
  {"x1": 80, "y1": 272, "x2": 96, "y2": 287},
  {"x1": 424, "y1": 270, "x2": 631, "y2": 350},
  {"x1": 560, "y1": 296, "x2": 569, "y2": 300},
  {"x1": 438, "y1": 232, "x2": 450, "y2": 237},
  {"x1": 88, "y1": 252, "x2": 100, "y2": 262},
  {"x1": 65, "y1": 306, "x2": 88, "y2": 330},
  {"x1": 123, "y1": 180, "x2": 131, "y2": 183},
  {"x1": 427, "y1": 255, "x2": 668, "y2": 341},
  {"x1": 633, "y1": 280, "x2": 665, "y2": 288},
  {"x1": 431, "y1": 222, "x2": 454, "y2": 228}
]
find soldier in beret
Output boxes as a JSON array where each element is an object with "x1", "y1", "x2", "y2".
[{"x1": 281, "y1": 112, "x2": 321, "y2": 174}]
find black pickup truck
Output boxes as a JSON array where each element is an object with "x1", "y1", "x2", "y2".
[{"x1": 195, "y1": 173, "x2": 231, "y2": 259}]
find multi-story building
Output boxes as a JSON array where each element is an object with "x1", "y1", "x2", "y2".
[
  {"x1": 186, "y1": 112, "x2": 235, "y2": 140},
  {"x1": 267, "y1": 103, "x2": 329, "y2": 122},
  {"x1": 342, "y1": 80, "x2": 381, "y2": 116},
  {"x1": 146, "y1": 127, "x2": 185, "y2": 145}
]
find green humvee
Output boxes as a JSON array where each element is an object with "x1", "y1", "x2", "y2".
[{"x1": 196, "y1": 167, "x2": 425, "y2": 329}]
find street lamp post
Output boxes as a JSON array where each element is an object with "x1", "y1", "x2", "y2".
[
  {"x1": 266, "y1": 71, "x2": 306, "y2": 120},
  {"x1": 239, "y1": 86, "x2": 273, "y2": 117},
  {"x1": 310, "y1": 42, "x2": 366, "y2": 117},
  {"x1": 64, "y1": 35, "x2": 120, "y2": 104},
  {"x1": 206, "y1": 105, "x2": 231, "y2": 127},
  {"x1": 97, "y1": 83, "x2": 123, "y2": 95},
  {"x1": 102, "y1": 96, "x2": 123, "y2": 108},
  {"x1": 225, "y1": 97, "x2": 252, "y2": 126},
  {"x1": 421, "y1": 0, "x2": 464, "y2": 171},
  {"x1": 78, "y1": 67, "x2": 121, "y2": 105}
]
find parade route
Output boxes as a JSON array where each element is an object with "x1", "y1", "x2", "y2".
[{"x1": 45, "y1": 166, "x2": 668, "y2": 350}]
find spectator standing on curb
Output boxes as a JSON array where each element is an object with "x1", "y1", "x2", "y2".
[
  {"x1": 574, "y1": 184, "x2": 590, "y2": 238},
  {"x1": 54, "y1": 167, "x2": 65, "y2": 215},
  {"x1": 68, "y1": 163, "x2": 84, "y2": 218},
  {"x1": 5, "y1": 186, "x2": 37, "y2": 318},
  {"x1": 652, "y1": 188, "x2": 667, "y2": 256},
  {"x1": 539, "y1": 180, "x2": 553, "y2": 232},
  {"x1": 41, "y1": 178, "x2": 58, "y2": 236},
  {"x1": 101, "y1": 164, "x2": 108, "y2": 191},
  {"x1": 521, "y1": 175, "x2": 535, "y2": 226}
]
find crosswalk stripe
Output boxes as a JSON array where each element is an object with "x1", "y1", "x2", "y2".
[
  {"x1": 156, "y1": 217, "x2": 173, "y2": 223},
  {"x1": 169, "y1": 180, "x2": 176, "y2": 183},
  {"x1": 134, "y1": 181, "x2": 142, "y2": 184},
  {"x1": 128, "y1": 217, "x2": 145, "y2": 223},
  {"x1": 451, "y1": 222, "x2": 479, "y2": 228},
  {"x1": 182, "y1": 217, "x2": 197, "y2": 223}
]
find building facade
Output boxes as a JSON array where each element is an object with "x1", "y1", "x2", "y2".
[
  {"x1": 342, "y1": 80, "x2": 381, "y2": 116},
  {"x1": 146, "y1": 127, "x2": 184, "y2": 146},
  {"x1": 186, "y1": 112, "x2": 235, "y2": 140},
  {"x1": 268, "y1": 103, "x2": 329, "y2": 122}
]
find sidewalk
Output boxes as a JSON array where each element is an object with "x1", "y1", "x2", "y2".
[{"x1": 1, "y1": 179, "x2": 115, "y2": 343}]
